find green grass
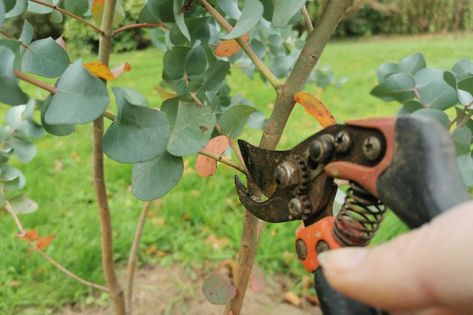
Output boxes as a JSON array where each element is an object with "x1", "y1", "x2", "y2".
[{"x1": 1, "y1": 34, "x2": 473, "y2": 314}]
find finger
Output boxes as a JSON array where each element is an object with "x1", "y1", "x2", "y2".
[{"x1": 319, "y1": 201, "x2": 473, "y2": 312}]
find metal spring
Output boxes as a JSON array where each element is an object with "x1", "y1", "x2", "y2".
[{"x1": 333, "y1": 182, "x2": 387, "y2": 247}]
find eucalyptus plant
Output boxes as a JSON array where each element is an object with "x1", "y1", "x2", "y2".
[{"x1": 0, "y1": 0, "x2": 354, "y2": 314}]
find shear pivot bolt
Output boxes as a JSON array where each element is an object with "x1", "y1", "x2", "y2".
[
  {"x1": 289, "y1": 197, "x2": 303, "y2": 217},
  {"x1": 309, "y1": 135, "x2": 335, "y2": 163},
  {"x1": 296, "y1": 239, "x2": 307, "y2": 260},
  {"x1": 362, "y1": 136, "x2": 382, "y2": 161},
  {"x1": 335, "y1": 131, "x2": 351, "y2": 153}
]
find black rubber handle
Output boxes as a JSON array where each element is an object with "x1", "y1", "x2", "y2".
[
  {"x1": 314, "y1": 268, "x2": 386, "y2": 315},
  {"x1": 377, "y1": 116, "x2": 470, "y2": 228}
]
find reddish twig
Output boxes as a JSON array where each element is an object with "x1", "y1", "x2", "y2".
[{"x1": 15, "y1": 71, "x2": 58, "y2": 93}]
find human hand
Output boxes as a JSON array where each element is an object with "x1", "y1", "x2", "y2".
[{"x1": 319, "y1": 201, "x2": 473, "y2": 315}]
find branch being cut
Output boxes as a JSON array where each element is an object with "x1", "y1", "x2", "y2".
[
  {"x1": 224, "y1": 1, "x2": 354, "y2": 314},
  {"x1": 199, "y1": 0, "x2": 282, "y2": 89},
  {"x1": 29, "y1": 0, "x2": 104, "y2": 35},
  {"x1": 199, "y1": 149, "x2": 247, "y2": 175}
]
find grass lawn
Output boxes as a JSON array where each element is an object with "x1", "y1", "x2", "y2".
[{"x1": 1, "y1": 33, "x2": 472, "y2": 314}]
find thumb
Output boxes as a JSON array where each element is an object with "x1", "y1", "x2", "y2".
[{"x1": 319, "y1": 201, "x2": 473, "y2": 313}]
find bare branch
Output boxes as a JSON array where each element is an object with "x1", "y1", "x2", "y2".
[
  {"x1": 29, "y1": 0, "x2": 104, "y2": 35},
  {"x1": 15, "y1": 71, "x2": 58, "y2": 94},
  {"x1": 126, "y1": 201, "x2": 151, "y2": 313},
  {"x1": 199, "y1": 0, "x2": 282, "y2": 89},
  {"x1": 302, "y1": 5, "x2": 314, "y2": 32},
  {"x1": 112, "y1": 23, "x2": 166, "y2": 37},
  {"x1": 4, "y1": 202, "x2": 109, "y2": 292}
]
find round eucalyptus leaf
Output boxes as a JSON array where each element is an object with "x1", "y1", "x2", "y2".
[
  {"x1": 398, "y1": 100, "x2": 423, "y2": 115},
  {"x1": 0, "y1": 166, "x2": 26, "y2": 190},
  {"x1": 167, "y1": 102, "x2": 216, "y2": 156},
  {"x1": 9, "y1": 195, "x2": 38, "y2": 214},
  {"x1": 65, "y1": 0, "x2": 88, "y2": 16},
  {"x1": 202, "y1": 273, "x2": 236, "y2": 305},
  {"x1": 453, "y1": 127, "x2": 472, "y2": 156},
  {"x1": 217, "y1": 0, "x2": 241, "y2": 19},
  {"x1": 19, "y1": 19, "x2": 34, "y2": 46},
  {"x1": 201, "y1": 60, "x2": 230, "y2": 92},
  {"x1": 452, "y1": 59, "x2": 473, "y2": 80},
  {"x1": 163, "y1": 46, "x2": 189, "y2": 80},
  {"x1": 22, "y1": 37, "x2": 70, "y2": 78},
  {"x1": 222, "y1": 0, "x2": 263, "y2": 39},
  {"x1": 376, "y1": 62, "x2": 401, "y2": 83},
  {"x1": 27, "y1": 0, "x2": 53, "y2": 14},
  {"x1": 414, "y1": 68, "x2": 457, "y2": 110},
  {"x1": 40, "y1": 97, "x2": 75, "y2": 136},
  {"x1": 45, "y1": 61, "x2": 109, "y2": 125},
  {"x1": 0, "y1": 46, "x2": 28, "y2": 106},
  {"x1": 173, "y1": 0, "x2": 190, "y2": 41},
  {"x1": 186, "y1": 45, "x2": 208, "y2": 76},
  {"x1": 7, "y1": 137, "x2": 36, "y2": 163},
  {"x1": 132, "y1": 152, "x2": 183, "y2": 201},
  {"x1": 370, "y1": 73, "x2": 416, "y2": 103},
  {"x1": 271, "y1": 0, "x2": 306, "y2": 28},
  {"x1": 5, "y1": 0, "x2": 27, "y2": 18},
  {"x1": 103, "y1": 88, "x2": 170, "y2": 164},
  {"x1": 219, "y1": 105, "x2": 256, "y2": 139},
  {"x1": 411, "y1": 109, "x2": 450, "y2": 128},
  {"x1": 400, "y1": 53, "x2": 426, "y2": 75}
]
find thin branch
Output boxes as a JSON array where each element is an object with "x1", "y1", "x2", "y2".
[
  {"x1": 29, "y1": 0, "x2": 104, "y2": 35},
  {"x1": 112, "y1": 23, "x2": 166, "y2": 37},
  {"x1": 103, "y1": 111, "x2": 116, "y2": 122},
  {"x1": 457, "y1": 112, "x2": 473, "y2": 129},
  {"x1": 224, "y1": 1, "x2": 354, "y2": 314},
  {"x1": 215, "y1": 124, "x2": 245, "y2": 167},
  {"x1": 0, "y1": 31, "x2": 29, "y2": 49},
  {"x1": 126, "y1": 201, "x2": 151, "y2": 313},
  {"x1": 199, "y1": 149, "x2": 247, "y2": 175},
  {"x1": 95, "y1": 0, "x2": 127, "y2": 314},
  {"x1": 15, "y1": 71, "x2": 58, "y2": 94},
  {"x1": 199, "y1": 0, "x2": 282, "y2": 89},
  {"x1": 4, "y1": 202, "x2": 109, "y2": 292},
  {"x1": 302, "y1": 5, "x2": 314, "y2": 32}
]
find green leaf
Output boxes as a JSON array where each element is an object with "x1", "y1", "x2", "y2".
[
  {"x1": 132, "y1": 152, "x2": 183, "y2": 201},
  {"x1": 167, "y1": 102, "x2": 216, "y2": 156},
  {"x1": 399, "y1": 53, "x2": 426, "y2": 75},
  {"x1": 220, "y1": 105, "x2": 256, "y2": 138},
  {"x1": 19, "y1": 19, "x2": 34, "y2": 46},
  {"x1": 452, "y1": 127, "x2": 472, "y2": 156},
  {"x1": 27, "y1": 0, "x2": 53, "y2": 14},
  {"x1": 247, "y1": 111, "x2": 266, "y2": 129},
  {"x1": 370, "y1": 73, "x2": 416, "y2": 102},
  {"x1": 103, "y1": 88, "x2": 170, "y2": 164},
  {"x1": 376, "y1": 63, "x2": 400, "y2": 82},
  {"x1": 6, "y1": 101, "x2": 43, "y2": 139},
  {"x1": 222, "y1": 0, "x2": 263, "y2": 39},
  {"x1": 7, "y1": 137, "x2": 36, "y2": 163},
  {"x1": 457, "y1": 153, "x2": 473, "y2": 187},
  {"x1": 0, "y1": 39, "x2": 21, "y2": 69},
  {"x1": 0, "y1": 166, "x2": 26, "y2": 190},
  {"x1": 5, "y1": 0, "x2": 27, "y2": 18},
  {"x1": 4, "y1": 0, "x2": 15, "y2": 11},
  {"x1": 411, "y1": 109, "x2": 450, "y2": 128},
  {"x1": 399, "y1": 99, "x2": 423, "y2": 115},
  {"x1": 173, "y1": 0, "x2": 191, "y2": 41},
  {"x1": 444, "y1": 71, "x2": 472, "y2": 106},
  {"x1": 22, "y1": 37, "x2": 69, "y2": 78},
  {"x1": 414, "y1": 68, "x2": 457, "y2": 110},
  {"x1": 65, "y1": 0, "x2": 88, "y2": 16},
  {"x1": 49, "y1": 10, "x2": 63, "y2": 24},
  {"x1": 45, "y1": 61, "x2": 109, "y2": 125},
  {"x1": 0, "y1": 0, "x2": 4, "y2": 28},
  {"x1": 139, "y1": 0, "x2": 174, "y2": 23},
  {"x1": 271, "y1": 0, "x2": 306, "y2": 28},
  {"x1": 40, "y1": 97, "x2": 75, "y2": 136},
  {"x1": 186, "y1": 45, "x2": 207, "y2": 76},
  {"x1": 163, "y1": 46, "x2": 189, "y2": 80},
  {"x1": 452, "y1": 59, "x2": 473, "y2": 80},
  {"x1": 0, "y1": 46, "x2": 28, "y2": 105},
  {"x1": 217, "y1": 0, "x2": 241, "y2": 19},
  {"x1": 9, "y1": 195, "x2": 38, "y2": 214},
  {"x1": 201, "y1": 60, "x2": 230, "y2": 92}
]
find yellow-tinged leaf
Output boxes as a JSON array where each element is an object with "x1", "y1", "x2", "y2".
[
  {"x1": 84, "y1": 61, "x2": 115, "y2": 81},
  {"x1": 36, "y1": 235, "x2": 55, "y2": 250},
  {"x1": 91, "y1": 0, "x2": 104, "y2": 26},
  {"x1": 154, "y1": 85, "x2": 177, "y2": 100},
  {"x1": 214, "y1": 34, "x2": 249, "y2": 57},
  {"x1": 294, "y1": 92, "x2": 336, "y2": 127},
  {"x1": 23, "y1": 229, "x2": 40, "y2": 242}
]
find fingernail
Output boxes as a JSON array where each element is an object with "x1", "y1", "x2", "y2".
[{"x1": 319, "y1": 248, "x2": 368, "y2": 272}]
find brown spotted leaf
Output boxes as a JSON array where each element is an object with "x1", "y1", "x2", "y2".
[{"x1": 202, "y1": 273, "x2": 236, "y2": 305}]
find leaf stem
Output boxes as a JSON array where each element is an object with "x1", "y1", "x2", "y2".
[
  {"x1": 103, "y1": 111, "x2": 116, "y2": 121},
  {"x1": 29, "y1": 0, "x2": 105, "y2": 35},
  {"x1": 126, "y1": 201, "x2": 151, "y2": 313},
  {"x1": 15, "y1": 71, "x2": 58, "y2": 93},
  {"x1": 199, "y1": 149, "x2": 247, "y2": 175},
  {"x1": 457, "y1": 112, "x2": 473, "y2": 129},
  {"x1": 112, "y1": 23, "x2": 166, "y2": 37},
  {"x1": 199, "y1": 0, "x2": 282, "y2": 89},
  {"x1": 4, "y1": 201, "x2": 109, "y2": 292}
]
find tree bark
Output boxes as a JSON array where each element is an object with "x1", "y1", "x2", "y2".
[
  {"x1": 95, "y1": 1, "x2": 127, "y2": 314},
  {"x1": 224, "y1": 1, "x2": 354, "y2": 314}
]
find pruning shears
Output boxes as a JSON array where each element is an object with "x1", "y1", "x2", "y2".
[{"x1": 234, "y1": 116, "x2": 470, "y2": 314}]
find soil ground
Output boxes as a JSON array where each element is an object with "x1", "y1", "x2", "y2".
[{"x1": 61, "y1": 264, "x2": 322, "y2": 315}]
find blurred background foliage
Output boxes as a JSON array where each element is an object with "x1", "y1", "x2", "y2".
[{"x1": 3, "y1": 0, "x2": 473, "y2": 56}]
